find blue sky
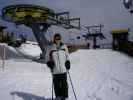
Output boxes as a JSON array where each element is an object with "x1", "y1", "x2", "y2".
[{"x1": 0, "y1": 0, "x2": 133, "y2": 41}]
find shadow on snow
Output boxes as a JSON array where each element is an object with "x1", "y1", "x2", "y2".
[{"x1": 10, "y1": 91, "x2": 55, "y2": 100}]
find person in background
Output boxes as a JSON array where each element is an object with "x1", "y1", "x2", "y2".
[{"x1": 46, "y1": 33, "x2": 70, "y2": 100}]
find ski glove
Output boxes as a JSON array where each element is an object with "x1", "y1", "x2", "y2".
[
  {"x1": 46, "y1": 61, "x2": 54, "y2": 70},
  {"x1": 65, "y1": 60, "x2": 70, "y2": 70}
]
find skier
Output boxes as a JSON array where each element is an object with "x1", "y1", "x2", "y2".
[{"x1": 46, "y1": 33, "x2": 71, "y2": 100}]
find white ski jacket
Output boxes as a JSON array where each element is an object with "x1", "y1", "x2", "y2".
[{"x1": 46, "y1": 43, "x2": 70, "y2": 75}]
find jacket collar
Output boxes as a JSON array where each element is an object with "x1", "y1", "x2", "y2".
[{"x1": 53, "y1": 42, "x2": 64, "y2": 49}]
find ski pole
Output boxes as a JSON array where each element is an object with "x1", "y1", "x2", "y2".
[
  {"x1": 52, "y1": 77, "x2": 54, "y2": 100},
  {"x1": 68, "y1": 71, "x2": 78, "y2": 100}
]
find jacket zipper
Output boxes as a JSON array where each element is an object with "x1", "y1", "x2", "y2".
[{"x1": 57, "y1": 49, "x2": 62, "y2": 72}]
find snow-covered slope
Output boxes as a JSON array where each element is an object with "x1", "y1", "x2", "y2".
[
  {"x1": 70, "y1": 49, "x2": 133, "y2": 100},
  {"x1": 0, "y1": 43, "x2": 25, "y2": 59},
  {"x1": 0, "y1": 42, "x2": 41, "y2": 60},
  {"x1": 0, "y1": 44, "x2": 133, "y2": 100}
]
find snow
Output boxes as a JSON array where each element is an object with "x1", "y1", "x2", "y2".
[
  {"x1": 0, "y1": 42, "x2": 42, "y2": 59},
  {"x1": 70, "y1": 49, "x2": 133, "y2": 100},
  {"x1": 18, "y1": 43, "x2": 42, "y2": 59},
  {"x1": 0, "y1": 43, "x2": 24, "y2": 59},
  {"x1": 0, "y1": 43, "x2": 133, "y2": 100}
]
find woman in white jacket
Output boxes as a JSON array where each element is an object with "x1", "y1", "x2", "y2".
[{"x1": 46, "y1": 34, "x2": 70, "y2": 100}]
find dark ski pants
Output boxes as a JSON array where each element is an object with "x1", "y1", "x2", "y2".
[{"x1": 53, "y1": 73, "x2": 68, "y2": 98}]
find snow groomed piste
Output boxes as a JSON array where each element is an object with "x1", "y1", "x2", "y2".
[{"x1": 0, "y1": 43, "x2": 133, "y2": 100}]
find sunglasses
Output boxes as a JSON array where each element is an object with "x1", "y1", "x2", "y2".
[{"x1": 55, "y1": 37, "x2": 61, "y2": 40}]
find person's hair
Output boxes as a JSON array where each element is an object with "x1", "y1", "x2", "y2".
[{"x1": 53, "y1": 33, "x2": 62, "y2": 43}]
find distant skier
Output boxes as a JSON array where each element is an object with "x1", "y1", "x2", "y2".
[{"x1": 46, "y1": 33, "x2": 71, "y2": 100}]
